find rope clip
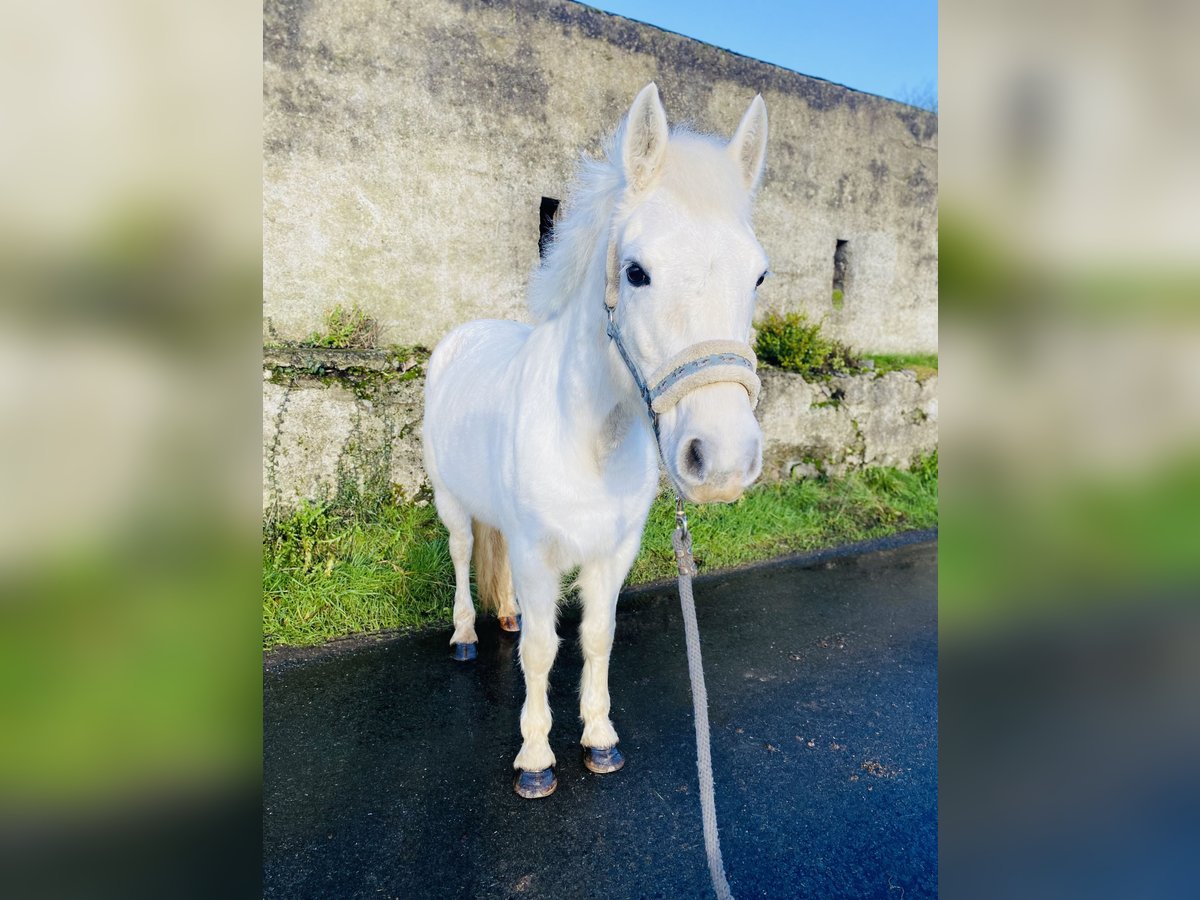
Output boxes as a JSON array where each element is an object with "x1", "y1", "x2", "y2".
[{"x1": 674, "y1": 492, "x2": 689, "y2": 535}]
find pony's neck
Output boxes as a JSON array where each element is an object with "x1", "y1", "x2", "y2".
[
  {"x1": 556, "y1": 251, "x2": 637, "y2": 423},
  {"x1": 527, "y1": 158, "x2": 651, "y2": 458},
  {"x1": 539, "y1": 239, "x2": 649, "y2": 462}
]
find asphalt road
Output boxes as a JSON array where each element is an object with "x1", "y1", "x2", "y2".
[{"x1": 264, "y1": 532, "x2": 937, "y2": 899}]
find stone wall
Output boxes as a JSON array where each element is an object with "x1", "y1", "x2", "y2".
[
  {"x1": 757, "y1": 369, "x2": 938, "y2": 480},
  {"x1": 262, "y1": 350, "x2": 937, "y2": 513},
  {"x1": 264, "y1": 0, "x2": 937, "y2": 355}
]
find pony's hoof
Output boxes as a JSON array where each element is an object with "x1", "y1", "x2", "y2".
[
  {"x1": 583, "y1": 746, "x2": 625, "y2": 774},
  {"x1": 514, "y1": 767, "x2": 557, "y2": 799},
  {"x1": 498, "y1": 614, "x2": 522, "y2": 633},
  {"x1": 451, "y1": 642, "x2": 477, "y2": 662}
]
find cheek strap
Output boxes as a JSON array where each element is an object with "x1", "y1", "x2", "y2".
[{"x1": 605, "y1": 239, "x2": 621, "y2": 310}]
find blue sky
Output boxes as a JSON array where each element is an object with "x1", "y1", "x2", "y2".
[{"x1": 584, "y1": 1, "x2": 938, "y2": 107}]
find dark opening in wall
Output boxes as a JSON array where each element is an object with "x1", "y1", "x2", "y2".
[
  {"x1": 538, "y1": 197, "x2": 560, "y2": 260},
  {"x1": 832, "y1": 238, "x2": 848, "y2": 309}
]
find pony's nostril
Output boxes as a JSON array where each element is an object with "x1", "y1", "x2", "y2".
[{"x1": 684, "y1": 438, "x2": 705, "y2": 481}]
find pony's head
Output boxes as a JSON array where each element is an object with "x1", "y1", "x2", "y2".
[{"x1": 607, "y1": 84, "x2": 768, "y2": 504}]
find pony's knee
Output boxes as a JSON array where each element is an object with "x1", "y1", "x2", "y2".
[
  {"x1": 578, "y1": 603, "x2": 616, "y2": 657},
  {"x1": 518, "y1": 621, "x2": 559, "y2": 672},
  {"x1": 579, "y1": 622, "x2": 615, "y2": 659}
]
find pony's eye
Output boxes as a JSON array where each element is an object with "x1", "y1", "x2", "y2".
[
  {"x1": 755, "y1": 272, "x2": 767, "y2": 288},
  {"x1": 626, "y1": 263, "x2": 651, "y2": 288}
]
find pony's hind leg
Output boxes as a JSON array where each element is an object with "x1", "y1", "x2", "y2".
[
  {"x1": 509, "y1": 550, "x2": 561, "y2": 798},
  {"x1": 576, "y1": 534, "x2": 640, "y2": 774},
  {"x1": 472, "y1": 521, "x2": 521, "y2": 633},
  {"x1": 496, "y1": 588, "x2": 521, "y2": 634},
  {"x1": 434, "y1": 490, "x2": 477, "y2": 660}
]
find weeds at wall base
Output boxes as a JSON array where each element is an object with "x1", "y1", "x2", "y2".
[
  {"x1": 755, "y1": 311, "x2": 859, "y2": 379},
  {"x1": 753, "y1": 310, "x2": 938, "y2": 382},
  {"x1": 302, "y1": 304, "x2": 380, "y2": 349}
]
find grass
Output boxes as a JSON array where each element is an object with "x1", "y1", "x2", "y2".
[
  {"x1": 863, "y1": 353, "x2": 939, "y2": 380},
  {"x1": 263, "y1": 500, "x2": 455, "y2": 648},
  {"x1": 629, "y1": 454, "x2": 937, "y2": 583},
  {"x1": 940, "y1": 451, "x2": 1200, "y2": 633},
  {"x1": 263, "y1": 454, "x2": 938, "y2": 649}
]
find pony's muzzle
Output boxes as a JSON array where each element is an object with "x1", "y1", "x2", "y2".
[{"x1": 673, "y1": 428, "x2": 763, "y2": 504}]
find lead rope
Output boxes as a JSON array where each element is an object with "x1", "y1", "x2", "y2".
[
  {"x1": 606, "y1": 301, "x2": 735, "y2": 900},
  {"x1": 672, "y1": 498, "x2": 735, "y2": 900}
]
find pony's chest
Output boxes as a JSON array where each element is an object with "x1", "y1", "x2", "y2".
[
  {"x1": 542, "y1": 481, "x2": 656, "y2": 565},
  {"x1": 515, "y1": 441, "x2": 657, "y2": 563}
]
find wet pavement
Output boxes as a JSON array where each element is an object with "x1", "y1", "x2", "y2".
[{"x1": 264, "y1": 532, "x2": 937, "y2": 899}]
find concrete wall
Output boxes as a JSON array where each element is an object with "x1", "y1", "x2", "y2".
[{"x1": 264, "y1": 0, "x2": 937, "y2": 354}]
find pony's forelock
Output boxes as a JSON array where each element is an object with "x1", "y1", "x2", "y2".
[{"x1": 657, "y1": 130, "x2": 751, "y2": 218}]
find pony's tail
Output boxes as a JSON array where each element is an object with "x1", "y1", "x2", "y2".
[{"x1": 471, "y1": 520, "x2": 515, "y2": 616}]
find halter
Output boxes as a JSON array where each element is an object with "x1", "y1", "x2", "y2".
[{"x1": 603, "y1": 238, "x2": 761, "y2": 454}]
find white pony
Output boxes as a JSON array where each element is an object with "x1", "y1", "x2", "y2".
[{"x1": 422, "y1": 84, "x2": 769, "y2": 798}]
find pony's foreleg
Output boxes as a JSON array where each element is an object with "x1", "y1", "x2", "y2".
[
  {"x1": 434, "y1": 491, "x2": 477, "y2": 659},
  {"x1": 576, "y1": 533, "x2": 640, "y2": 774},
  {"x1": 509, "y1": 552, "x2": 561, "y2": 798}
]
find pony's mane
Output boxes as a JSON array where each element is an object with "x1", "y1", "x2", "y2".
[
  {"x1": 526, "y1": 143, "x2": 622, "y2": 323},
  {"x1": 527, "y1": 126, "x2": 744, "y2": 323}
]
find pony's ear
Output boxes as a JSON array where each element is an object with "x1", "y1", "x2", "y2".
[
  {"x1": 620, "y1": 83, "x2": 669, "y2": 194},
  {"x1": 728, "y1": 94, "x2": 769, "y2": 193}
]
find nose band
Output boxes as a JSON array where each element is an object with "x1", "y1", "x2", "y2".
[{"x1": 645, "y1": 340, "x2": 760, "y2": 414}]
